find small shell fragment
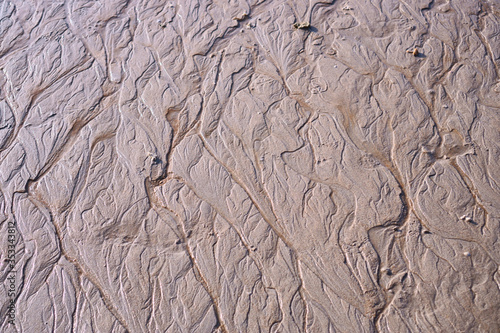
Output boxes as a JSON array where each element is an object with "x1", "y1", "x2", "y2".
[
  {"x1": 406, "y1": 48, "x2": 419, "y2": 56},
  {"x1": 293, "y1": 22, "x2": 310, "y2": 29},
  {"x1": 460, "y1": 215, "x2": 473, "y2": 223}
]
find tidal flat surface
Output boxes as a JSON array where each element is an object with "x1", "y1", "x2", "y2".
[{"x1": 1, "y1": 0, "x2": 499, "y2": 332}]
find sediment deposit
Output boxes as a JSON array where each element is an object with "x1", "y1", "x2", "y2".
[{"x1": 1, "y1": 0, "x2": 500, "y2": 332}]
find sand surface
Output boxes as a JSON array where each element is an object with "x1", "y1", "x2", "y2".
[{"x1": 1, "y1": 0, "x2": 500, "y2": 331}]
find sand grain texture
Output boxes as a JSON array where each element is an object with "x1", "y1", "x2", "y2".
[{"x1": 1, "y1": 0, "x2": 500, "y2": 332}]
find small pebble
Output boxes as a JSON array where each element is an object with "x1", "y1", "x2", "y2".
[{"x1": 463, "y1": 252, "x2": 471, "y2": 257}]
